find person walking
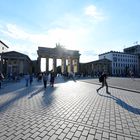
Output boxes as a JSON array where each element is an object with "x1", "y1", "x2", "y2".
[
  {"x1": 129, "y1": 70, "x2": 135, "y2": 80},
  {"x1": 43, "y1": 72, "x2": 48, "y2": 88},
  {"x1": 24, "y1": 73, "x2": 30, "y2": 87},
  {"x1": 50, "y1": 71, "x2": 55, "y2": 87},
  {"x1": 30, "y1": 74, "x2": 33, "y2": 85},
  {"x1": 0, "y1": 72, "x2": 4, "y2": 89},
  {"x1": 97, "y1": 72, "x2": 110, "y2": 94}
]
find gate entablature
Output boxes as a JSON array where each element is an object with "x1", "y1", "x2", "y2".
[{"x1": 37, "y1": 45, "x2": 80, "y2": 73}]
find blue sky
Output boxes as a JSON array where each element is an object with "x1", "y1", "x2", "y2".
[{"x1": 0, "y1": 0, "x2": 140, "y2": 63}]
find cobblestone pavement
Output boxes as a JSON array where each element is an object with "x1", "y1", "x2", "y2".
[
  {"x1": 0, "y1": 77, "x2": 140, "y2": 140},
  {"x1": 78, "y1": 77, "x2": 140, "y2": 93}
]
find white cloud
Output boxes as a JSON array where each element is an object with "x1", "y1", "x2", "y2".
[
  {"x1": 1, "y1": 22, "x2": 90, "y2": 51},
  {"x1": 84, "y1": 5, "x2": 105, "y2": 21},
  {"x1": 1, "y1": 24, "x2": 29, "y2": 39},
  {"x1": 85, "y1": 5, "x2": 98, "y2": 16},
  {"x1": 0, "y1": 6, "x2": 107, "y2": 62},
  {"x1": 0, "y1": 23, "x2": 98, "y2": 62}
]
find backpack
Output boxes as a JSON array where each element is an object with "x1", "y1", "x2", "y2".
[{"x1": 99, "y1": 75, "x2": 104, "y2": 82}]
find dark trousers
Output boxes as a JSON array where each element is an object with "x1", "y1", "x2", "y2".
[
  {"x1": 43, "y1": 80, "x2": 47, "y2": 88},
  {"x1": 97, "y1": 81, "x2": 108, "y2": 92}
]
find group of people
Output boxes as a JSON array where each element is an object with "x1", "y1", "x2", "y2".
[
  {"x1": 24, "y1": 71, "x2": 55, "y2": 89},
  {"x1": 42, "y1": 71, "x2": 55, "y2": 88},
  {"x1": 24, "y1": 73, "x2": 33, "y2": 87},
  {"x1": 1, "y1": 69, "x2": 135, "y2": 95}
]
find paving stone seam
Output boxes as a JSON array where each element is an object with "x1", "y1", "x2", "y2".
[
  {"x1": 1, "y1": 96, "x2": 139, "y2": 139},
  {"x1": 78, "y1": 80, "x2": 140, "y2": 94},
  {"x1": 1, "y1": 80, "x2": 140, "y2": 139},
  {"x1": 39, "y1": 114, "x2": 137, "y2": 139}
]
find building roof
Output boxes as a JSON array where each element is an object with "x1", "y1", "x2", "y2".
[
  {"x1": 2, "y1": 51, "x2": 31, "y2": 61},
  {"x1": 80, "y1": 58, "x2": 111, "y2": 64},
  {"x1": 124, "y1": 45, "x2": 140, "y2": 50},
  {"x1": 0, "y1": 40, "x2": 9, "y2": 48},
  {"x1": 99, "y1": 50, "x2": 138, "y2": 56}
]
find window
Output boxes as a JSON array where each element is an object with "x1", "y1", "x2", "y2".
[{"x1": 113, "y1": 57, "x2": 117, "y2": 62}]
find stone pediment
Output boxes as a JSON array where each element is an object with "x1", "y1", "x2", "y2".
[
  {"x1": 2, "y1": 51, "x2": 31, "y2": 61},
  {"x1": 3, "y1": 51, "x2": 26, "y2": 57}
]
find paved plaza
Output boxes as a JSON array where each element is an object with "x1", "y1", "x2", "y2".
[{"x1": 0, "y1": 77, "x2": 140, "y2": 140}]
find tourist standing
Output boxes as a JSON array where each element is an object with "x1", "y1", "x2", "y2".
[
  {"x1": 25, "y1": 73, "x2": 30, "y2": 87},
  {"x1": 43, "y1": 72, "x2": 48, "y2": 88},
  {"x1": 50, "y1": 71, "x2": 55, "y2": 87},
  {"x1": 30, "y1": 74, "x2": 33, "y2": 85}
]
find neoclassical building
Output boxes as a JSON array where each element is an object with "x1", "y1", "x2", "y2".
[
  {"x1": 99, "y1": 49, "x2": 139, "y2": 76},
  {"x1": 0, "y1": 40, "x2": 9, "y2": 72},
  {"x1": 79, "y1": 58, "x2": 112, "y2": 77},
  {"x1": 0, "y1": 40, "x2": 9, "y2": 53},
  {"x1": 37, "y1": 45, "x2": 80, "y2": 74},
  {"x1": 1, "y1": 51, "x2": 32, "y2": 76}
]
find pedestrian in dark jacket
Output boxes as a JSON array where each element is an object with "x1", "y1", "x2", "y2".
[
  {"x1": 30, "y1": 74, "x2": 33, "y2": 85},
  {"x1": 0, "y1": 72, "x2": 4, "y2": 89},
  {"x1": 43, "y1": 72, "x2": 48, "y2": 88},
  {"x1": 97, "y1": 72, "x2": 110, "y2": 94},
  {"x1": 50, "y1": 71, "x2": 55, "y2": 87}
]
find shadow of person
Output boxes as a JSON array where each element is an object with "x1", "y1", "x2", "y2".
[
  {"x1": 42, "y1": 86, "x2": 57, "y2": 107},
  {"x1": 114, "y1": 96, "x2": 140, "y2": 115},
  {"x1": 97, "y1": 92, "x2": 140, "y2": 115},
  {"x1": 0, "y1": 87, "x2": 35, "y2": 112},
  {"x1": 28, "y1": 87, "x2": 44, "y2": 99}
]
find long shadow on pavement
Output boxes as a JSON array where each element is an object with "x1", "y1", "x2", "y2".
[
  {"x1": 28, "y1": 87, "x2": 44, "y2": 99},
  {"x1": 0, "y1": 81, "x2": 25, "y2": 95},
  {"x1": 0, "y1": 86, "x2": 40, "y2": 112},
  {"x1": 98, "y1": 92, "x2": 140, "y2": 115},
  {"x1": 41, "y1": 86, "x2": 57, "y2": 107}
]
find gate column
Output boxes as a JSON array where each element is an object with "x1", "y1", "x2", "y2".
[
  {"x1": 68, "y1": 57, "x2": 73, "y2": 73},
  {"x1": 53, "y1": 57, "x2": 57, "y2": 73},
  {"x1": 61, "y1": 58, "x2": 66, "y2": 73},
  {"x1": 37, "y1": 56, "x2": 41, "y2": 73},
  {"x1": 46, "y1": 57, "x2": 49, "y2": 72}
]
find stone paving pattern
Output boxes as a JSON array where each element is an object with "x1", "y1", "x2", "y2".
[
  {"x1": 79, "y1": 77, "x2": 140, "y2": 92},
  {"x1": 0, "y1": 77, "x2": 140, "y2": 140}
]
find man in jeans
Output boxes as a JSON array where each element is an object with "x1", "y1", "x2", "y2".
[
  {"x1": 43, "y1": 72, "x2": 48, "y2": 88},
  {"x1": 97, "y1": 72, "x2": 110, "y2": 94}
]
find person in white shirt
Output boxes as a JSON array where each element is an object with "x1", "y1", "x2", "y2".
[
  {"x1": 43, "y1": 72, "x2": 48, "y2": 88},
  {"x1": 24, "y1": 73, "x2": 30, "y2": 87}
]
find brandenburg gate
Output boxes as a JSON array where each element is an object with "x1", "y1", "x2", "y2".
[{"x1": 37, "y1": 45, "x2": 80, "y2": 74}]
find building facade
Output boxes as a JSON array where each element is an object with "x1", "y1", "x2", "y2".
[
  {"x1": 124, "y1": 45, "x2": 140, "y2": 74},
  {"x1": 0, "y1": 40, "x2": 9, "y2": 72},
  {"x1": 1, "y1": 51, "x2": 32, "y2": 77},
  {"x1": 79, "y1": 58, "x2": 112, "y2": 77},
  {"x1": 124, "y1": 45, "x2": 140, "y2": 55},
  {"x1": 99, "y1": 51, "x2": 139, "y2": 76},
  {"x1": 0, "y1": 40, "x2": 9, "y2": 53}
]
